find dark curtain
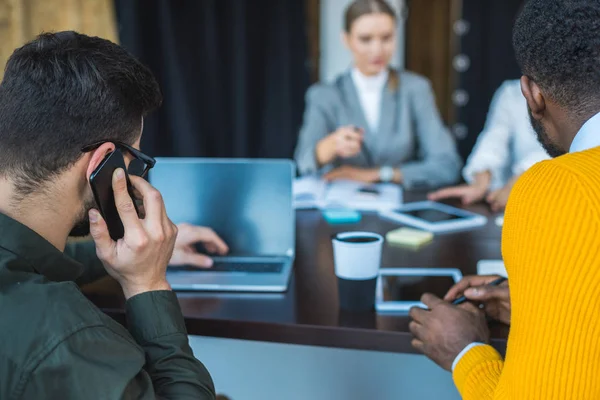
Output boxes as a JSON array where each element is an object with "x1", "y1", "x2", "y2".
[
  {"x1": 456, "y1": 0, "x2": 523, "y2": 160},
  {"x1": 114, "y1": 0, "x2": 310, "y2": 159}
]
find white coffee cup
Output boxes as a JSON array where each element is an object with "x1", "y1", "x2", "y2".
[
  {"x1": 332, "y1": 232, "x2": 384, "y2": 311},
  {"x1": 333, "y1": 232, "x2": 383, "y2": 279}
]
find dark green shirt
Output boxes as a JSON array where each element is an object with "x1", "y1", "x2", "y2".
[{"x1": 0, "y1": 212, "x2": 215, "y2": 400}]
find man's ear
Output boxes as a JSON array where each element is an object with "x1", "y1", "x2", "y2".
[
  {"x1": 521, "y1": 75, "x2": 546, "y2": 120},
  {"x1": 85, "y1": 142, "x2": 116, "y2": 181}
]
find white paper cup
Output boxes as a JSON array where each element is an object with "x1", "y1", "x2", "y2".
[{"x1": 332, "y1": 232, "x2": 383, "y2": 311}]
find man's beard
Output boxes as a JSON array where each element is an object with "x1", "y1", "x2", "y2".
[
  {"x1": 528, "y1": 109, "x2": 567, "y2": 158},
  {"x1": 69, "y1": 196, "x2": 97, "y2": 237}
]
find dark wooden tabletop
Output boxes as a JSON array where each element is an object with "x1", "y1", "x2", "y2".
[{"x1": 83, "y1": 191, "x2": 510, "y2": 355}]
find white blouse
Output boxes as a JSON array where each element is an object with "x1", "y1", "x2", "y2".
[
  {"x1": 463, "y1": 80, "x2": 550, "y2": 190},
  {"x1": 351, "y1": 67, "x2": 389, "y2": 134}
]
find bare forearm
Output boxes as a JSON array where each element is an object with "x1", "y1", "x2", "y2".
[
  {"x1": 473, "y1": 171, "x2": 492, "y2": 190},
  {"x1": 315, "y1": 136, "x2": 336, "y2": 167}
]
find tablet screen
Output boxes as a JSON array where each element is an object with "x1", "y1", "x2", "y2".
[
  {"x1": 381, "y1": 275, "x2": 456, "y2": 302},
  {"x1": 401, "y1": 208, "x2": 464, "y2": 223}
]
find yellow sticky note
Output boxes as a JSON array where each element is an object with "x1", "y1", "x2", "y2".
[{"x1": 386, "y1": 227, "x2": 433, "y2": 248}]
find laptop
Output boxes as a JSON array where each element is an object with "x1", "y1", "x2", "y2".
[{"x1": 149, "y1": 158, "x2": 295, "y2": 292}]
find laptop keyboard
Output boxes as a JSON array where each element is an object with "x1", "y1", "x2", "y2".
[{"x1": 170, "y1": 261, "x2": 284, "y2": 274}]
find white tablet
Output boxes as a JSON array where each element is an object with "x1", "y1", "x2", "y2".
[
  {"x1": 375, "y1": 268, "x2": 463, "y2": 313},
  {"x1": 379, "y1": 201, "x2": 488, "y2": 233}
]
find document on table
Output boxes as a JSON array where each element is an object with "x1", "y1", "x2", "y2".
[
  {"x1": 293, "y1": 177, "x2": 402, "y2": 211},
  {"x1": 477, "y1": 260, "x2": 507, "y2": 278}
]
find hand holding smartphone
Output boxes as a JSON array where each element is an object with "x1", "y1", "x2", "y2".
[
  {"x1": 88, "y1": 163, "x2": 178, "y2": 299},
  {"x1": 89, "y1": 149, "x2": 139, "y2": 240}
]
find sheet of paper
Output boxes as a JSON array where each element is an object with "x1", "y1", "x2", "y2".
[
  {"x1": 325, "y1": 180, "x2": 402, "y2": 211},
  {"x1": 477, "y1": 260, "x2": 507, "y2": 278},
  {"x1": 293, "y1": 177, "x2": 402, "y2": 211},
  {"x1": 293, "y1": 176, "x2": 327, "y2": 209}
]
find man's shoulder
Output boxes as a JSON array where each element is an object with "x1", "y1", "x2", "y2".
[
  {"x1": 0, "y1": 274, "x2": 146, "y2": 400},
  {"x1": 524, "y1": 148, "x2": 600, "y2": 186},
  {"x1": 3, "y1": 276, "x2": 120, "y2": 331},
  {"x1": 511, "y1": 148, "x2": 600, "y2": 210},
  {"x1": 555, "y1": 146, "x2": 600, "y2": 171},
  {"x1": 0, "y1": 274, "x2": 136, "y2": 375}
]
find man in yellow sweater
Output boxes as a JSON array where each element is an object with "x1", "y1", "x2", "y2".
[{"x1": 409, "y1": 0, "x2": 600, "y2": 398}]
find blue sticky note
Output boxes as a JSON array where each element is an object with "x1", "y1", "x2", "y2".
[{"x1": 322, "y1": 209, "x2": 362, "y2": 224}]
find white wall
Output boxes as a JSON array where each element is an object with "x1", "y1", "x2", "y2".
[
  {"x1": 320, "y1": 0, "x2": 406, "y2": 83},
  {"x1": 190, "y1": 336, "x2": 461, "y2": 400}
]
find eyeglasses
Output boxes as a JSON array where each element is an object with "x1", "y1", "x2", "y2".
[{"x1": 81, "y1": 140, "x2": 156, "y2": 178}]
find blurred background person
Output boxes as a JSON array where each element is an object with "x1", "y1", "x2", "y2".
[
  {"x1": 429, "y1": 79, "x2": 549, "y2": 213},
  {"x1": 429, "y1": 1, "x2": 548, "y2": 212},
  {"x1": 294, "y1": 0, "x2": 462, "y2": 189}
]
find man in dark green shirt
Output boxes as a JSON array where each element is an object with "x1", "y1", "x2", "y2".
[{"x1": 0, "y1": 31, "x2": 227, "y2": 399}]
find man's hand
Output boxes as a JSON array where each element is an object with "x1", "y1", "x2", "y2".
[
  {"x1": 409, "y1": 293, "x2": 490, "y2": 371},
  {"x1": 89, "y1": 170, "x2": 176, "y2": 299},
  {"x1": 169, "y1": 224, "x2": 229, "y2": 268},
  {"x1": 445, "y1": 275, "x2": 511, "y2": 325},
  {"x1": 323, "y1": 166, "x2": 379, "y2": 183}
]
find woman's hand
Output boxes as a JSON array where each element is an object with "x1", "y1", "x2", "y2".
[
  {"x1": 428, "y1": 183, "x2": 488, "y2": 205},
  {"x1": 316, "y1": 126, "x2": 364, "y2": 166},
  {"x1": 428, "y1": 171, "x2": 490, "y2": 205},
  {"x1": 486, "y1": 176, "x2": 518, "y2": 212}
]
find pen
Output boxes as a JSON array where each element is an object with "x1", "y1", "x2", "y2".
[
  {"x1": 361, "y1": 143, "x2": 374, "y2": 167},
  {"x1": 353, "y1": 126, "x2": 374, "y2": 167},
  {"x1": 452, "y1": 277, "x2": 508, "y2": 306}
]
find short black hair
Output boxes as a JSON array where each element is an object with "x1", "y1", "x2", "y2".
[
  {"x1": 513, "y1": 0, "x2": 600, "y2": 118},
  {"x1": 0, "y1": 31, "x2": 162, "y2": 196}
]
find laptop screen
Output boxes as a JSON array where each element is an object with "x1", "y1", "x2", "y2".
[{"x1": 149, "y1": 159, "x2": 295, "y2": 257}]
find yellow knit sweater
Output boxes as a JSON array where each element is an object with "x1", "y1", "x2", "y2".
[{"x1": 453, "y1": 147, "x2": 600, "y2": 399}]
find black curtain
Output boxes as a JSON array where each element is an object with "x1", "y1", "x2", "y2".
[
  {"x1": 114, "y1": 0, "x2": 310, "y2": 159},
  {"x1": 456, "y1": 0, "x2": 523, "y2": 160}
]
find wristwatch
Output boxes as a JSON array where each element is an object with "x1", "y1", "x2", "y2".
[{"x1": 379, "y1": 166, "x2": 394, "y2": 183}]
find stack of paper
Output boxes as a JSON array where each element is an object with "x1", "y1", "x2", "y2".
[{"x1": 293, "y1": 177, "x2": 402, "y2": 211}]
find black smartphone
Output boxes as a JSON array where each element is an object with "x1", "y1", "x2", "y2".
[
  {"x1": 358, "y1": 186, "x2": 380, "y2": 195},
  {"x1": 89, "y1": 148, "x2": 139, "y2": 241}
]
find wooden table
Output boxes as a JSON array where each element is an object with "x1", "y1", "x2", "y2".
[{"x1": 84, "y1": 191, "x2": 509, "y2": 355}]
